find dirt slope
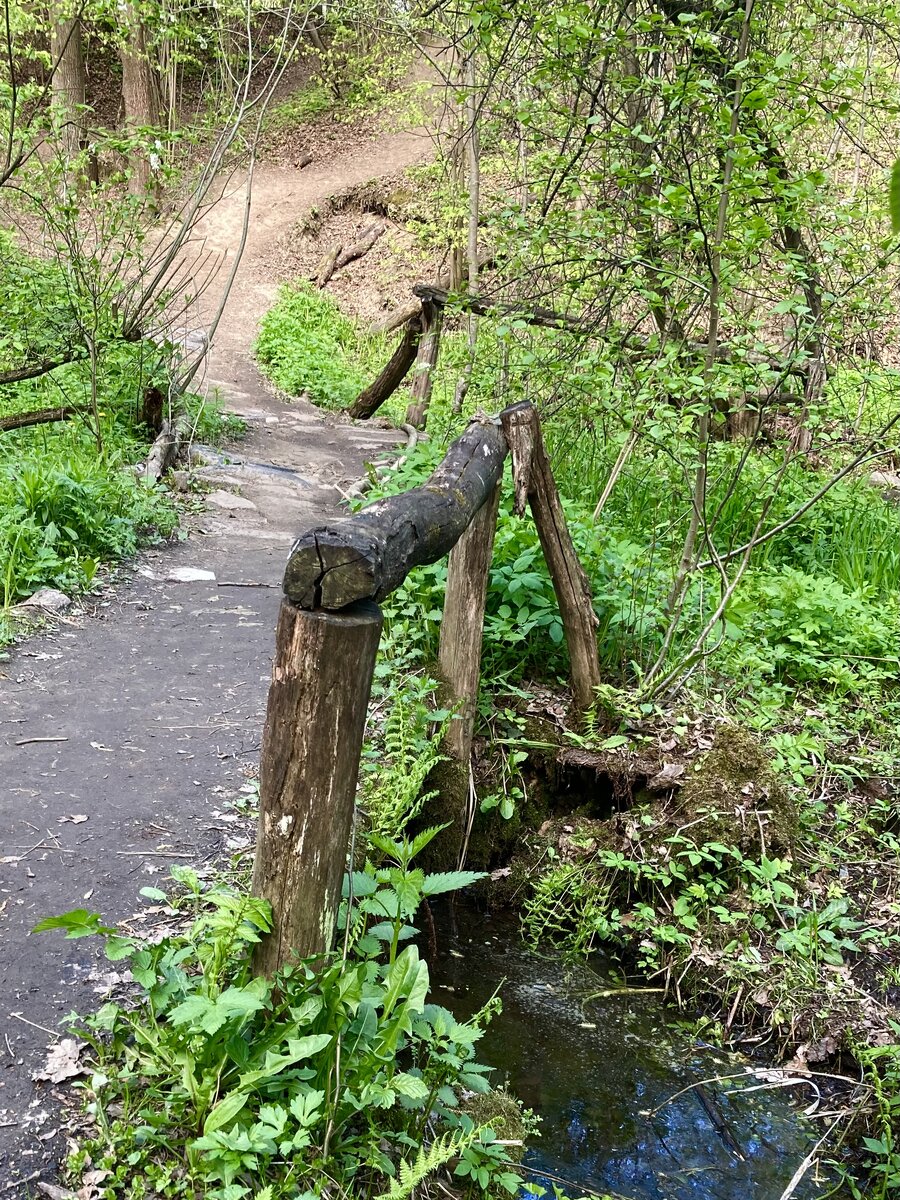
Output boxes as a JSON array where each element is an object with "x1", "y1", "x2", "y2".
[{"x1": 0, "y1": 112, "x2": 429, "y2": 1192}]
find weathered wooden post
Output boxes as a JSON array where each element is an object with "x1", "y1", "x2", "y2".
[
  {"x1": 501, "y1": 401, "x2": 601, "y2": 711},
  {"x1": 251, "y1": 598, "x2": 382, "y2": 976},
  {"x1": 405, "y1": 300, "x2": 443, "y2": 429},
  {"x1": 347, "y1": 315, "x2": 423, "y2": 420},
  {"x1": 438, "y1": 482, "x2": 502, "y2": 764}
]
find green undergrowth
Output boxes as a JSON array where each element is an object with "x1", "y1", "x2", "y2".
[
  {"x1": 0, "y1": 241, "x2": 241, "y2": 639},
  {"x1": 36, "y1": 825, "x2": 537, "y2": 1200},
  {"x1": 256, "y1": 263, "x2": 900, "y2": 1196}
]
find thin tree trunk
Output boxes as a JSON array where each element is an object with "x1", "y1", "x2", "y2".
[
  {"x1": 50, "y1": 16, "x2": 86, "y2": 160},
  {"x1": 120, "y1": 4, "x2": 161, "y2": 198}
]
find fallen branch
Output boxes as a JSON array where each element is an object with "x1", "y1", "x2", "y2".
[
  {"x1": 333, "y1": 221, "x2": 385, "y2": 272},
  {"x1": 0, "y1": 354, "x2": 83, "y2": 386},
  {"x1": 0, "y1": 405, "x2": 76, "y2": 433},
  {"x1": 313, "y1": 244, "x2": 343, "y2": 289}
]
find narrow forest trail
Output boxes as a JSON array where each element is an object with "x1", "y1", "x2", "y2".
[{"x1": 0, "y1": 115, "x2": 431, "y2": 1191}]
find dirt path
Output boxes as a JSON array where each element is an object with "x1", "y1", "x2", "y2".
[{"x1": 0, "y1": 117, "x2": 429, "y2": 1192}]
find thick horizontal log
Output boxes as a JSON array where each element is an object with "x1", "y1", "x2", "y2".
[
  {"x1": 0, "y1": 404, "x2": 76, "y2": 433},
  {"x1": 284, "y1": 417, "x2": 508, "y2": 609},
  {"x1": 414, "y1": 283, "x2": 584, "y2": 333}
]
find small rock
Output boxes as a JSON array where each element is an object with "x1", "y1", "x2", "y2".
[
  {"x1": 206, "y1": 488, "x2": 257, "y2": 511},
  {"x1": 19, "y1": 587, "x2": 71, "y2": 613},
  {"x1": 870, "y1": 470, "x2": 900, "y2": 489},
  {"x1": 170, "y1": 470, "x2": 190, "y2": 492}
]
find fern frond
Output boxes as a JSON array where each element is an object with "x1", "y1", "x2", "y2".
[{"x1": 374, "y1": 1126, "x2": 476, "y2": 1200}]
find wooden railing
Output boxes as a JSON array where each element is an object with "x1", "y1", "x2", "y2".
[{"x1": 250, "y1": 399, "x2": 600, "y2": 976}]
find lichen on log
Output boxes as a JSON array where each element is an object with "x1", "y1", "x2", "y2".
[{"x1": 283, "y1": 417, "x2": 508, "y2": 609}]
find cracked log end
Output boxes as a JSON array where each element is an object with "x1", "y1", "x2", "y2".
[{"x1": 283, "y1": 532, "x2": 380, "y2": 609}]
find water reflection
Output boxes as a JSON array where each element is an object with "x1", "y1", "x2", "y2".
[{"x1": 424, "y1": 902, "x2": 832, "y2": 1199}]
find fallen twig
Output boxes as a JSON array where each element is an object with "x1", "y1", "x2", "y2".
[
  {"x1": 15, "y1": 736, "x2": 69, "y2": 746},
  {"x1": 116, "y1": 850, "x2": 193, "y2": 858}
]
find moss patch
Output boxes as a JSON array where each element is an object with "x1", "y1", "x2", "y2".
[{"x1": 677, "y1": 724, "x2": 797, "y2": 855}]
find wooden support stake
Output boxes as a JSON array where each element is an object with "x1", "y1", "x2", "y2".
[
  {"x1": 501, "y1": 402, "x2": 601, "y2": 711},
  {"x1": 439, "y1": 482, "x2": 501, "y2": 763},
  {"x1": 405, "y1": 300, "x2": 443, "y2": 429},
  {"x1": 347, "y1": 315, "x2": 423, "y2": 420},
  {"x1": 251, "y1": 598, "x2": 382, "y2": 975}
]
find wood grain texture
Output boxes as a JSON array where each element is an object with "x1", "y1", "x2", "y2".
[
  {"x1": 439, "y1": 482, "x2": 501, "y2": 763},
  {"x1": 501, "y1": 402, "x2": 601, "y2": 711},
  {"x1": 283, "y1": 418, "x2": 508, "y2": 610},
  {"x1": 251, "y1": 599, "x2": 382, "y2": 975}
]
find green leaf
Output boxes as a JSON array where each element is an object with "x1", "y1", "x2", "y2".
[
  {"x1": 139, "y1": 887, "x2": 168, "y2": 901},
  {"x1": 32, "y1": 910, "x2": 116, "y2": 939},
  {"x1": 203, "y1": 1089, "x2": 250, "y2": 1134},
  {"x1": 392, "y1": 1072, "x2": 430, "y2": 1101},
  {"x1": 421, "y1": 872, "x2": 487, "y2": 897},
  {"x1": 890, "y1": 160, "x2": 900, "y2": 235},
  {"x1": 105, "y1": 936, "x2": 135, "y2": 961}
]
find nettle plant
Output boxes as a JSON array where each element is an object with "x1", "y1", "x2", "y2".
[{"x1": 36, "y1": 829, "x2": 522, "y2": 1200}]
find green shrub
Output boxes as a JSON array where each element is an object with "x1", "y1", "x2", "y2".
[
  {"x1": 255, "y1": 283, "x2": 370, "y2": 407},
  {"x1": 36, "y1": 830, "x2": 524, "y2": 1200}
]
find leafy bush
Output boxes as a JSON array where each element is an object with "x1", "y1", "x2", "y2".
[
  {"x1": 0, "y1": 451, "x2": 176, "y2": 607},
  {"x1": 37, "y1": 831, "x2": 524, "y2": 1200},
  {"x1": 255, "y1": 284, "x2": 370, "y2": 407}
]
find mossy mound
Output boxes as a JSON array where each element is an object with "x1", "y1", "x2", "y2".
[
  {"x1": 461, "y1": 1089, "x2": 528, "y2": 1163},
  {"x1": 677, "y1": 724, "x2": 797, "y2": 855}
]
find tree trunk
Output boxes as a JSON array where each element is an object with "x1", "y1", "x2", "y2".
[
  {"x1": 251, "y1": 599, "x2": 382, "y2": 975},
  {"x1": 50, "y1": 16, "x2": 86, "y2": 160},
  {"x1": 120, "y1": 4, "x2": 160, "y2": 198}
]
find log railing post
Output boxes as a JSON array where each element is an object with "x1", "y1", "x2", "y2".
[
  {"x1": 251, "y1": 598, "x2": 382, "y2": 976},
  {"x1": 405, "y1": 300, "x2": 443, "y2": 429},
  {"x1": 501, "y1": 402, "x2": 601, "y2": 712},
  {"x1": 347, "y1": 315, "x2": 423, "y2": 420},
  {"x1": 438, "y1": 482, "x2": 502, "y2": 764}
]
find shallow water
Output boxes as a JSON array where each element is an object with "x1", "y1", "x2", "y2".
[{"x1": 425, "y1": 903, "x2": 831, "y2": 1200}]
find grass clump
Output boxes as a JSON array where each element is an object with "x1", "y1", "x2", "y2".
[{"x1": 255, "y1": 283, "x2": 371, "y2": 407}]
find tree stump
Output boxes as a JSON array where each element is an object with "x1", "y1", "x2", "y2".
[{"x1": 251, "y1": 599, "x2": 383, "y2": 975}]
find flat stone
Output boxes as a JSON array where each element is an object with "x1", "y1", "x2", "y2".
[
  {"x1": 166, "y1": 568, "x2": 217, "y2": 583},
  {"x1": 206, "y1": 489, "x2": 257, "y2": 511},
  {"x1": 18, "y1": 587, "x2": 71, "y2": 613}
]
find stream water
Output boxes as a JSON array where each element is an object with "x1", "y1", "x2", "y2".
[{"x1": 424, "y1": 903, "x2": 831, "y2": 1200}]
